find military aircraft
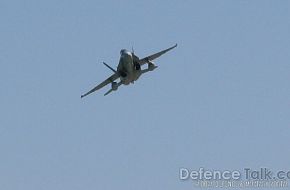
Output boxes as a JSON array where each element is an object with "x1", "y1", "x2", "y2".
[{"x1": 81, "y1": 44, "x2": 177, "y2": 98}]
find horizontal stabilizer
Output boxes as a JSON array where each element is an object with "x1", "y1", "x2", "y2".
[{"x1": 104, "y1": 89, "x2": 113, "y2": 96}]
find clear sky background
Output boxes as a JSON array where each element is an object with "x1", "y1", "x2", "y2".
[{"x1": 1, "y1": 0, "x2": 289, "y2": 189}]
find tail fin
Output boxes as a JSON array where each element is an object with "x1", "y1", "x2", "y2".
[{"x1": 103, "y1": 62, "x2": 117, "y2": 73}]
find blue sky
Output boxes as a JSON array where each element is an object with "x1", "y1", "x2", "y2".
[{"x1": 1, "y1": 0, "x2": 289, "y2": 189}]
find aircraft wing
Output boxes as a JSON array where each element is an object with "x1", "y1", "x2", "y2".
[
  {"x1": 81, "y1": 73, "x2": 119, "y2": 98},
  {"x1": 137, "y1": 44, "x2": 177, "y2": 65}
]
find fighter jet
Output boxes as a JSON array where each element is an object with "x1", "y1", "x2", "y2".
[{"x1": 81, "y1": 44, "x2": 177, "y2": 98}]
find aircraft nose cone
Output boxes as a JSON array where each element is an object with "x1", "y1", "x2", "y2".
[
  {"x1": 121, "y1": 52, "x2": 132, "y2": 61},
  {"x1": 122, "y1": 51, "x2": 131, "y2": 58}
]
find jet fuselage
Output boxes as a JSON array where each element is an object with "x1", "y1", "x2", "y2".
[{"x1": 117, "y1": 49, "x2": 141, "y2": 85}]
